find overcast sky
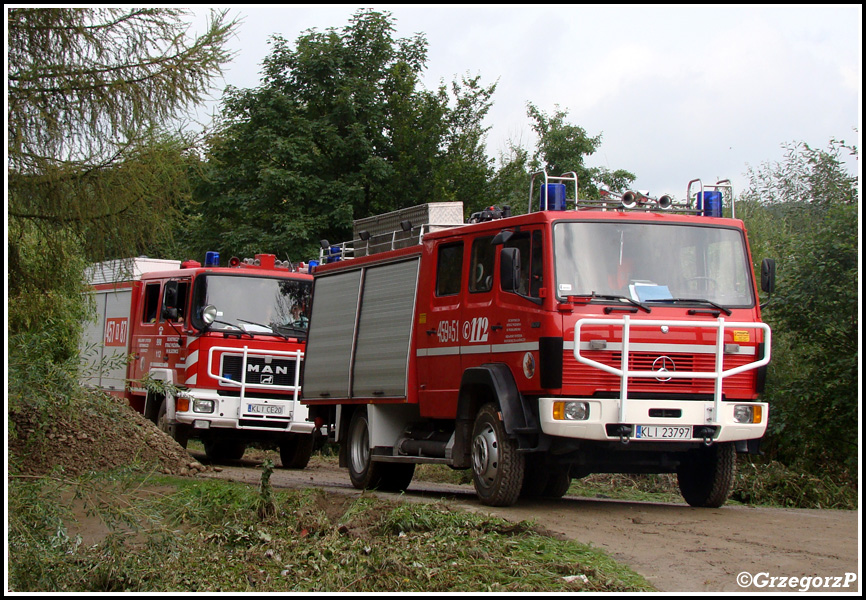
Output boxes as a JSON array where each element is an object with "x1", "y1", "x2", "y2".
[{"x1": 192, "y1": 4, "x2": 861, "y2": 203}]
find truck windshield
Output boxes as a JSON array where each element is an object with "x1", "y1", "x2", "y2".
[
  {"x1": 190, "y1": 274, "x2": 312, "y2": 338},
  {"x1": 553, "y1": 222, "x2": 754, "y2": 307}
]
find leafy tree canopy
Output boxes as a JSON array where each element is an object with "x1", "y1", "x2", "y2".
[
  {"x1": 7, "y1": 8, "x2": 236, "y2": 357},
  {"x1": 190, "y1": 9, "x2": 495, "y2": 262},
  {"x1": 739, "y1": 137, "x2": 859, "y2": 469},
  {"x1": 492, "y1": 104, "x2": 636, "y2": 214}
]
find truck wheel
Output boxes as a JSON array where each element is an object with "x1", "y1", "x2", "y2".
[
  {"x1": 157, "y1": 398, "x2": 189, "y2": 449},
  {"x1": 542, "y1": 468, "x2": 572, "y2": 499},
  {"x1": 280, "y1": 433, "x2": 314, "y2": 469},
  {"x1": 204, "y1": 440, "x2": 246, "y2": 462},
  {"x1": 471, "y1": 403, "x2": 524, "y2": 506},
  {"x1": 346, "y1": 407, "x2": 415, "y2": 492},
  {"x1": 519, "y1": 455, "x2": 550, "y2": 498},
  {"x1": 520, "y1": 457, "x2": 571, "y2": 499},
  {"x1": 520, "y1": 459, "x2": 549, "y2": 498},
  {"x1": 677, "y1": 442, "x2": 735, "y2": 508}
]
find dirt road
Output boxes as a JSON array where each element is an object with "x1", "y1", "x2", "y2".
[{"x1": 195, "y1": 454, "x2": 860, "y2": 593}]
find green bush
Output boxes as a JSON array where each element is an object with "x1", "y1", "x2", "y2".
[{"x1": 732, "y1": 459, "x2": 857, "y2": 510}]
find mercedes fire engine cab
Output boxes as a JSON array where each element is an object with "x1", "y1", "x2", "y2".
[
  {"x1": 301, "y1": 172, "x2": 774, "y2": 507},
  {"x1": 81, "y1": 252, "x2": 317, "y2": 467}
]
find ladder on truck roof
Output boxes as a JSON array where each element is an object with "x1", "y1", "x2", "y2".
[{"x1": 318, "y1": 202, "x2": 465, "y2": 262}]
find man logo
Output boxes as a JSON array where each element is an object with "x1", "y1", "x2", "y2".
[{"x1": 260, "y1": 374, "x2": 274, "y2": 385}]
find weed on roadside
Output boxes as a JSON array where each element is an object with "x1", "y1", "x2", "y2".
[
  {"x1": 732, "y1": 459, "x2": 857, "y2": 509},
  {"x1": 8, "y1": 470, "x2": 653, "y2": 593}
]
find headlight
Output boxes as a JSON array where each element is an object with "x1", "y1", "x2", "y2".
[
  {"x1": 192, "y1": 399, "x2": 215, "y2": 414},
  {"x1": 553, "y1": 401, "x2": 589, "y2": 421},
  {"x1": 733, "y1": 404, "x2": 762, "y2": 424}
]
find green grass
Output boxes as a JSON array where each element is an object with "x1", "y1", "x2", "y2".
[
  {"x1": 7, "y1": 470, "x2": 654, "y2": 592},
  {"x1": 415, "y1": 459, "x2": 858, "y2": 510},
  {"x1": 731, "y1": 459, "x2": 858, "y2": 509},
  {"x1": 415, "y1": 463, "x2": 682, "y2": 503}
]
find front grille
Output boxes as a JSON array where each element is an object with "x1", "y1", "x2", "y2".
[
  {"x1": 563, "y1": 351, "x2": 755, "y2": 395},
  {"x1": 221, "y1": 355, "x2": 299, "y2": 387}
]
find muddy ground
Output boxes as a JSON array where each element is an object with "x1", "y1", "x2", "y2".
[
  {"x1": 193, "y1": 452, "x2": 861, "y2": 593},
  {"x1": 9, "y1": 406, "x2": 860, "y2": 593}
]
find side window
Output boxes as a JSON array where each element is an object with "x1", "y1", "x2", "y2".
[
  {"x1": 142, "y1": 283, "x2": 161, "y2": 323},
  {"x1": 469, "y1": 236, "x2": 495, "y2": 293},
  {"x1": 504, "y1": 230, "x2": 544, "y2": 297},
  {"x1": 436, "y1": 242, "x2": 464, "y2": 297}
]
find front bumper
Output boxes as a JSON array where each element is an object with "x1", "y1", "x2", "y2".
[
  {"x1": 539, "y1": 396, "x2": 768, "y2": 443},
  {"x1": 173, "y1": 389, "x2": 315, "y2": 434}
]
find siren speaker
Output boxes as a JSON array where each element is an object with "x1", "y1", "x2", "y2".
[{"x1": 621, "y1": 191, "x2": 638, "y2": 209}]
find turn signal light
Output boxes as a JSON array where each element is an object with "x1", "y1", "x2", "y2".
[
  {"x1": 733, "y1": 404, "x2": 762, "y2": 424},
  {"x1": 553, "y1": 401, "x2": 589, "y2": 421}
]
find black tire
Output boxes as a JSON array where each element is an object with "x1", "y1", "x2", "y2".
[
  {"x1": 204, "y1": 439, "x2": 247, "y2": 462},
  {"x1": 520, "y1": 458, "x2": 550, "y2": 499},
  {"x1": 280, "y1": 433, "x2": 315, "y2": 469},
  {"x1": 157, "y1": 397, "x2": 190, "y2": 449},
  {"x1": 471, "y1": 403, "x2": 524, "y2": 507},
  {"x1": 542, "y1": 467, "x2": 572, "y2": 499},
  {"x1": 346, "y1": 407, "x2": 415, "y2": 492},
  {"x1": 677, "y1": 442, "x2": 736, "y2": 508},
  {"x1": 520, "y1": 456, "x2": 571, "y2": 499}
]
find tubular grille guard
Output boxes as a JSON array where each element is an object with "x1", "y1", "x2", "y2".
[
  {"x1": 574, "y1": 316, "x2": 771, "y2": 425},
  {"x1": 207, "y1": 345, "x2": 303, "y2": 402}
]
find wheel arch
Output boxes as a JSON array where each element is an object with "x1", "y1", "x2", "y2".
[
  {"x1": 453, "y1": 364, "x2": 539, "y2": 467},
  {"x1": 144, "y1": 368, "x2": 175, "y2": 423},
  {"x1": 457, "y1": 364, "x2": 536, "y2": 435}
]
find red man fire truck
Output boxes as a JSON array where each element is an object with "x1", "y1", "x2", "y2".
[
  {"x1": 81, "y1": 252, "x2": 317, "y2": 467},
  {"x1": 301, "y1": 172, "x2": 774, "y2": 507}
]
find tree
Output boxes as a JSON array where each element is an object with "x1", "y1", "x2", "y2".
[
  {"x1": 493, "y1": 104, "x2": 635, "y2": 214},
  {"x1": 488, "y1": 142, "x2": 532, "y2": 213},
  {"x1": 7, "y1": 8, "x2": 236, "y2": 357},
  {"x1": 189, "y1": 10, "x2": 496, "y2": 262},
  {"x1": 434, "y1": 75, "x2": 497, "y2": 215},
  {"x1": 739, "y1": 138, "x2": 859, "y2": 471}
]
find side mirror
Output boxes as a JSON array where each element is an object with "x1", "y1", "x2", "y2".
[
  {"x1": 163, "y1": 281, "x2": 179, "y2": 307},
  {"x1": 761, "y1": 258, "x2": 776, "y2": 294},
  {"x1": 491, "y1": 229, "x2": 514, "y2": 246},
  {"x1": 202, "y1": 304, "x2": 217, "y2": 325},
  {"x1": 500, "y1": 247, "x2": 521, "y2": 293},
  {"x1": 161, "y1": 281, "x2": 179, "y2": 320}
]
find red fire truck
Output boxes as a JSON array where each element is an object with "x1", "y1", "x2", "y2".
[
  {"x1": 81, "y1": 252, "x2": 318, "y2": 467},
  {"x1": 301, "y1": 172, "x2": 774, "y2": 507}
]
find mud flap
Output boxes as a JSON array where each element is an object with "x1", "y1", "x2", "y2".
[{"x1": 735, "y1": 438, "x2": 763, "y2": 455}]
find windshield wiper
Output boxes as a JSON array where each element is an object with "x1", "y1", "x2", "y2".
[
  {"x1": 237, "y1": 318, "x2": 289, "y2": 340},
  {"x1": 646, "y1": 297, "x2": 732, "y2": 316},
  {"x1": 569, "y1": 293, "x2": 651, "y2": 313},
  {"x1": 205, "y1": 319, "x2": 254, "y2": 338},
  {"x1": 275, "y1": 323, "x2": 308, "y2": 337}
]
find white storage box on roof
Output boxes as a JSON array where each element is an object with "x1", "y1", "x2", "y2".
[{"x1": 85, "y1": 257, "x2": 181, "y2": 285}]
